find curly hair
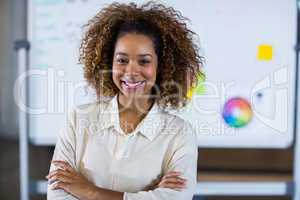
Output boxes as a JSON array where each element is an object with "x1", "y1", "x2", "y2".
[{"x1": 79, "y1": 1, "x2": 204, "y2": 109}]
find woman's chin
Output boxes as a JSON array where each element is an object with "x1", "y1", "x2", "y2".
[
  {"x1": 119, "y1": 88, "x2": 149, "y2": 100},
  {"x1": 121, "y1": 90, "x2": 144, "y2": 98}
]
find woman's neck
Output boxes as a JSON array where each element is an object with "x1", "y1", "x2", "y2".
[
  {"x1": 117, "y1": 93, "x2": 154, "y2": 134},
  {"x1": 117, "y1": 93, "x2": 154, "y2": 115}
]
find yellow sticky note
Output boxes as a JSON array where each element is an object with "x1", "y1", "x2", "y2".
[{"x1": 257, "y1": 45, "x2": 273, "y2": 61}]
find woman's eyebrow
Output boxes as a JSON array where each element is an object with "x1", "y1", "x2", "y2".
[
  {"x1": 115, "y1": 52, "x2": 153, "y2": 57},
  {"x1": 138, "y1": 54, "x2": 153, "y2": 57},
  {"x1": 115, "y1": 52, "x2": 128, "y2": 56}
]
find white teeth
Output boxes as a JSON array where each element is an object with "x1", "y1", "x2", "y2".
[
  {"x1": 122, "y1": 80, "x2": 145, "y2": 89},
  {"x1": 126, "y1": 81, "x2": 142, "y2": 87}
]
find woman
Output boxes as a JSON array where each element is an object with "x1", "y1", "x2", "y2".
[{"x1": 46, "y1": 1, "x2": 203, "y2": 200}]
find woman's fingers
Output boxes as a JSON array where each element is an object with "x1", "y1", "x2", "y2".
[
  {"x1": 52, "y1": 160, "x2": 74, "y2": 172},
  {"x1": 160, "y1": 177, "x2": 186, "y2": 187},
  {"x1": 162, "y1": 177, "x2": 186, "y2": 184},
  {"x1": 157, "y1": 171, "x2": 187, "y2": 190},
  {"x1": 162, "y1": 172, "x2": 186, "y2": 182},
  {"x1": 46, "y1": 168, "x2": 71, "y2": 178},
  {"x1": 46, "y1": 168, "x2": 74, "y2": 191},
  {"x1": 162, "y1": 174, "x2": 186, "y2": 181},
  {"x1": 158, "y1": 181, "x2": 186, "y2": 190},
  {"x1": 163, "y1": 171, "x2": 181, "y2": 178},
  {"x1": 50, "y1": 181, "x2": 70, "y2": 191},
  {"x1": 46, "y1": 161, "x2": 76, "y2": 182},
  {"x1": 47, "y1": 169, "x2": 73, "y2": 184}
]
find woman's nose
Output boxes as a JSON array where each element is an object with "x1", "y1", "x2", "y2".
[{"x1": 125, "y1": 61, "x2": 139, "y2": 75}]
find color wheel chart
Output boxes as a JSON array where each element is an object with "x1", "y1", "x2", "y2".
[{"x1": 222, "y1": 97, "x2": 253, "y2": 128}]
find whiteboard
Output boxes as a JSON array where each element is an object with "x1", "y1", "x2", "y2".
[{"x1": 26, "y1": 0, "x2": 298, "y2": 148}]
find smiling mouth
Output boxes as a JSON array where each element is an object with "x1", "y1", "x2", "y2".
[{"x1": 121, "y1": 80, "x2": 146, "y2": 89}]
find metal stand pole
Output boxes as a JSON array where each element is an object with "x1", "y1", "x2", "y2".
[
  {"x1": 292, "y1": 2, "x2": 300, "y2": 199},
  {"x1": 14, "y1": 39, "x2": 30, "y2": 200},
  {"x1": 293, "y1": 50, "x2": 300, "y2": 200}
]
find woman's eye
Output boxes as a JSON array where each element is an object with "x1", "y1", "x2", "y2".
[
  {"x1": 139, "y1": 60, "x2": 150, "y2": 65},
  {"x1": 116, "y1": 58, "x2": 128, "y2": 64}
]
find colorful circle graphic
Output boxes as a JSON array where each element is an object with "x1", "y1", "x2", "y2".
[{"x1": 222, "y1": 97, "x2": 253, "y2": 128}]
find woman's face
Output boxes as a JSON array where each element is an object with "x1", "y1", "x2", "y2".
[{"x1": 112, "y1": 33, "x2": 158, "y2": 100}]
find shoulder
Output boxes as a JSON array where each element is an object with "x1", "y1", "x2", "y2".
[
  {"x1": 159, "y1": 109, "x2": 197, "y2": 143},
  {"x1": 67, "y1": 97, "x2": 113, "y2": 127}
]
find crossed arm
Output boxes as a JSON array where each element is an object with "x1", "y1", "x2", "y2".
[
  {"x1": 46, "y1": 113, "x2": 198, "y2": 200},
  {"x1": 47, "y1": 160, "x2": 188, "y2": 200}
]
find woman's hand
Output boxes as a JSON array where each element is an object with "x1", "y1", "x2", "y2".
[
  {"x1": 143, "y1": 171, "x2": 187, "y2": 191},
  {"x1": 46, "y1": 160, "x2": 99, "y2": 200}
]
